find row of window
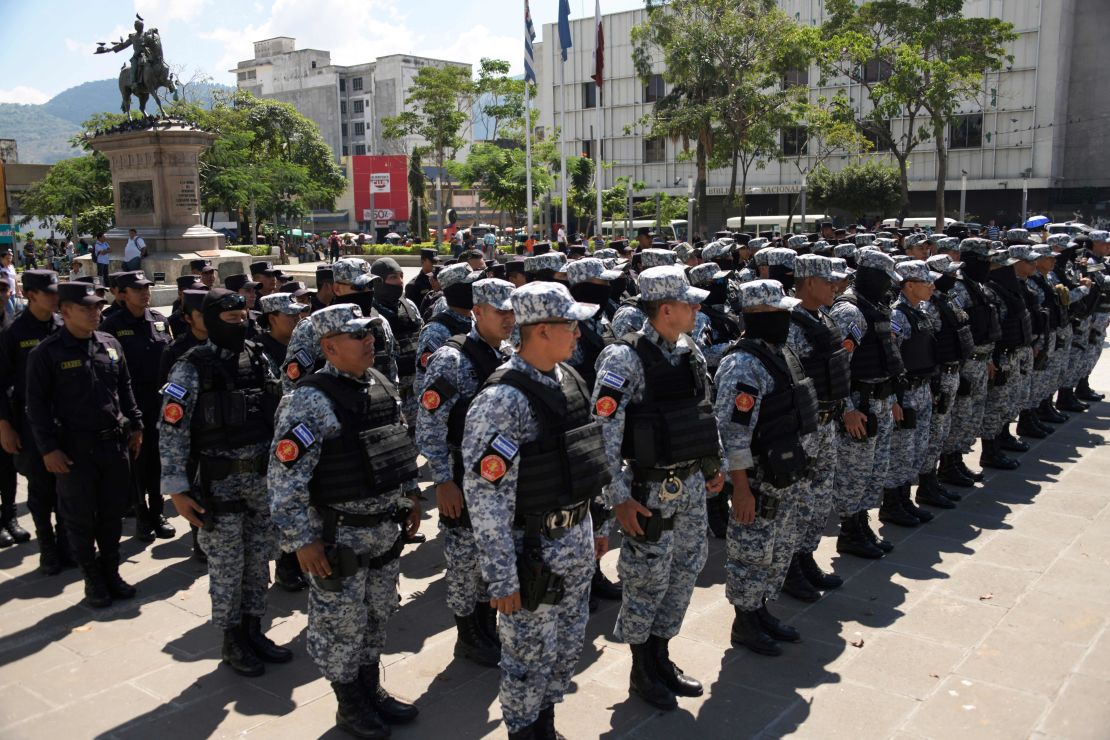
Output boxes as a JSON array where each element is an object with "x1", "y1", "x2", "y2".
[
  {"x1": 341, "y1": 122, "x2": 368, "y2": 138},
  {"x1": 339, "y1": 77, "x2": 365, "y2": 92},
  {"x1": 341, "y1": 144, "x2": 367, "y2": 156},
  {"x1": 581, "y1": 74, "x2": 667, "y2": 109},
  {"x1": 236, "y1": 69, "x2": 257, "y2": 81},
  {"x1": 341, "y1": 99, "x2": 366, "y2": 115}
]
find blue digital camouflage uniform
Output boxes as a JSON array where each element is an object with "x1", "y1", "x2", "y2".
[
  {"x1": 919, "y1": 294, "x2": 961, "y2": 478},
  {"x1": 610, "y1": 302, "x2": 647, "y2": 337},
  {"x1": 1043, "y1": 269, "x2": 1078, "y2": 398},
  {"x1": 269, "y1": 362, "x2": 413, "y2": 683},
  {"x1": 282, "y1": 310, "x2": 399, "y2": 392},
  {"x1": 592, "y1": 322, "x2": 712, "y2": 645},
  {"x1": 462, "y1": 353, "x2": 594, "y2": 734},
  {"x1": 159, "y1": 343, "x2": 275, "y2": 630},
  {"x1": 942, "y1": 277, "x2": 994, "y2": 456},
  {"x1": 416, "y1": 326, "x2": 510, "y2": 618},
  {"x1": 1081, "y1": 236, "x2": 1110, "y2": 378},
  {"x1": 885, "y1": 295, "x2": 933, "y2": 488},
  {"x1": 981, "y1": 269, "x2": 1017, "y2": 439}
]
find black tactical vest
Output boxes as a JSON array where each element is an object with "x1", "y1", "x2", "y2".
[
  {"x1": 303, "y1": 370, "x2": 419, "y2": 505},
  {"x1": 1021, "y1": 280, "x2": 1049, "y2": 336},
  {"x1": 375, "y1": 299, "x2": 422, "y2": 379},
  {"x1": 485, "y1": 364, "x2": 611, "y2": 514},
  {"x1": 895, "y1": 302, "x2": 937, "y2": 378},
  {"x1": 931, "y1": 293, "x2": 976, "y2": 363},
  {"x1": 571, "y1": 318, "x2": 605, "y2": 390},
  {"x1": 700, "y1": 304, "x2": 744, "y2": 353},
  {"x1": 835, "y1": 291, "x2": 905, "y2": 382},
  {"x1": 961, "y1": 278, "x2": 1004, "y2": 344},
  {"x1": 789, "y1": 306, "x2": 850, "y2": 404},
  {"x1": 988, "y1": 272, "x2": 1034, "y2": 349},
  {"x1": 186, "y1": 342, "x2": 279, "y2": 452},
  {"x1": 445, "y1": 333, "x2": 506, "y2": 448},
  {"x1": 619, "y1": 333, "x2": 721, "y2": 466},
  {"x1": 1028, "y1": 273, "x2": 1064, "y2": 330}
]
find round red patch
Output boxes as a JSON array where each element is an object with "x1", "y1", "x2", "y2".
[
  {"x1": 735, "y1": 393, "x2": 755, "y2": 412},
  {"x1": 842, "y1": 339, "x2": 855, "y2": 352},
  {"x1": 421, "y1": 389, "x2": 441, "y2": 411},
  {"x1": 420, "y1": 352, "x2": 432, "y2": 368},
  {"x1": 286, "y1": 362, "x2": 301, "y2": 380},
  {"x1": 479, "y1": 454, "x2": 507, "y2": 482},
  {"x1": 275, "y1": 439, "x2": 299, "y2": 464},
  {"x1": 595, "y1": 396, "x2": 618, "y2": 417},
  {"x1": 162, "y1": 402, "x2": 184, "y2": 424}
]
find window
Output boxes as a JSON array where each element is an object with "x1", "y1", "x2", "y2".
[
  {"x1": 582, "y1": 81, "x2": 601, "y2": 109},
  {"x1": 341, "y1": 123, "x2": 348, "y2": 137},
  {"x1": 340, "y1": 101, "x2": 347, "y2": 114},
  {"x1": 581, "y1": 140, "x2": 603, "y2": 160},
  {"x1": 342, "y1": 145, "x2": 349, "y2": 156},
  {"x1": 643, "y1": 137, "x2": 666, "y2": 163},
  {"x1": 352, "y1": 77, "x2": 364, "y2": 91},
  {"x1": 860, "y1": 119, "x2": 891, "y2": 152},
  {"x1": 237, "y1": 72, "x2": 246, "y2": 81},
  {"x1": 354, "y1": 144, "x2": 367, "y2": 155},
  {"x1": 783, "y1": 68, "x2": 809, "y2": 87},
  {"x1": 644, "y1": 74, "x2": 665, "y2": 103},
  {"x1": 311, "y1": 60, "x2": 317, "y2": 69},
  {"x1": 354, "y1": 122, "x2": 365, "y2": 136},
  {"x1": 950, "y1": 113, "x2": 983, "y2": 149},
  {"x1": 352, "y1": 99, "x2": 364, "y2": 115},
  {"x1": 782, "y1": 126, "x2": 808, "y2": 156},
  {"x1": 862, "y1": 58, "x2": 893, "y2": 83},
  {"x1": 340, "y1": 78, "x2": 346, "y2": 92}
]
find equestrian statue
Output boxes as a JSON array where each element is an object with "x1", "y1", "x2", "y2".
[{"x1": 95, "y1": 14, "x2": 179, "y2": 118}]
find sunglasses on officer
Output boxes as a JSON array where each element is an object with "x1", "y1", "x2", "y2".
[{"x1": 213, "y1": 293, "x2": 247, "y2": 312}]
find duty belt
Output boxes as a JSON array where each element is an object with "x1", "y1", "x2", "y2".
[
  {"x1": 514, "y1": 499, "x2": 590, "y2": 538},
  {"x1": 852, "y1": 378, "x2": 894, "y2": 400},
  {"x1": 199, "y1": 455, "x2": 267, "y2": 480},
  {"x1": 315, "y1": 503, "x2": 398, "y2": 544},
  {"x1": 905, "y1": 375, "x2": 933, "y2": 389}
]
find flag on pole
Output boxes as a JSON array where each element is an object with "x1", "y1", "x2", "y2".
[
  {"x1": 558, "y1": 0, "x2": 573, "y2": 62},
  {"x1": 524, "y1": 0, "x2": 537, "y2": 85},
  {"x1": 591, "y1": 0, "x2": 604, "y2": 87}
]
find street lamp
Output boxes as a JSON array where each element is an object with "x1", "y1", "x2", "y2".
[
  {"x1": 686, "y1": 177, "x2": 694, "y2": 241},
  {"x1": 960, "y1": 169, "x2": 968, "y2": 223}
]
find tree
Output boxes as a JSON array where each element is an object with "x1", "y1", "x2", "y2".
[
  {"x1": 17, "y1": 154, "x2": 113, "y2": 237},
  {"x1": 450, "y1": 141, "x2": 555, "y2": 226},
  {"x1": 821, "y1": 0, "x2": 1015, "y2": 223},
  {"x1": 808, "y1": 161, "x2": 903, "y2": 221},
  {"x1": 473, "y1": 59, "x2": 526, "y2": 143}
]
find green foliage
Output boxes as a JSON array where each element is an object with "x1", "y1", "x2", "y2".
[
  {"x1": 226, "y1": 244, "x2": 274, "y2": 257},
  {"x1": 17, "y1": 154, "x2": 113, "y2": 236},
  {"x1": 450, "y1": 142, "x2": 555, "y2": 219},
  {"x1": 808, "y1": 161, "x2": 903, "y2": 220},
  {"x1": 382, "y1": 64, "x2": 473, "y2": 170}
]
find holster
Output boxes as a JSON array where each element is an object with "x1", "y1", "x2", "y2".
[
  {"x1": 752, "y1": 488, "x2": 780, "y2": 520},
  {"x1": 897, "y1": 406, "x2": 918, "y2": 430},
  {"x1": 516, "y1": 530, "x2": 565, "y2": 611}
]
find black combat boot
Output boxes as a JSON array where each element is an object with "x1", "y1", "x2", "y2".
[
  {"x1": 98, "y1": 555, "x2": 137, "y2": 600},
  {"x1": 729, "y1": 607, "x2": 782, "y2": 656},
  {"x1": 222, "y1": 626, "x2": 264, "y2": 677},
  {"x1": 999, "y1": 425, "x2": 1030, "y2": 452},
  {"x1": 331, "y1": 679, "x2": 389, "y2": 739},
  {"x1": 900, "y1": 483, "x2": 934, "y2": 522},
  {"x1": 879, "y1": 487, "x2": 919, "y2": 527},
  {"x1": 507, "y1": 723, "x2": 537, "y2": 740},
  {"x1": 980, "y1": 437, "x2": 1019, "y2": 470},
  {"x1": 453, "y1": 612, "x2": 501, "y2": 667},
  {"x1": 80, "y1": 563, "x2": 112, "y2": 608},
  {"x1": 1076, "y1": 376, "x2": 1104, "y2": 402},
  {"x1": 955, "y1": 454, "x2": 985, "y2": 482},
  {"x1": 1016, "y1": 410, "x2": 1048, "y2": 439},
  {"x1": 797, "y1": 552, "x2": 843, "y2": 589},
  {"x1": 475, "y1": 600, "x2": 500, "y2": 647},
  {"x1": 756, "y1": 601, "x2": 801, "y2": 642},
  {"x1": 781, "y1": 554, "x2": 821, "y2": 602},
  {"x1": 938, "y1": 452, "x2": 975, "y2": 487},
  {"x1": 0, "y1": 524, "x2": 15, "y2": 548},
  {"x1": 835, "y1": 515, "x2": 883, "y2": 559},
  {"x1": 706, "y1": 491, "x2": 729, "y2": 539},
  {"x1": 360, "y1": 661, "x2": 418, "y2": 724},
  {"x1": 628, "y1": 640, "x2": 677, "y2": 710},
  {"x1": 649, "y1": 634, "x2": 703, "y2": 697},
  {"x1": 36, "y1": 527, "x2": 62, "y2": 575},
  {"x1": 1, "y1": 511, "x2": 30, "y2": 544},
  {"x1": 1038, "y1": 398, "x2": 1068, "y2": 423},
  {"x1": 921, "y1": 471, "x2": 961, "y2": 502},
  {"x1": 591, "y1": 562, "x2": 622, "y2": 600},
  {"x1": 274, "y1": 551, "x2": 307, "y2": 591},
  {"x1": 857, "y1": 511, "x2": 894, "y2": 553},
  {"x1": 534, "y1": 704, "x2": 566, "y2": 740},
  {"x1": 1057, "y1": 387, "x2": 1089, "y2": 412},
  {"x1": 241, "y1": 615, "x2": 293, "y2": 663},
  {"x1": 916, "y1": 476, "x2": 956, "y2": 509}
]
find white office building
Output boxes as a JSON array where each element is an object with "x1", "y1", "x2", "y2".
[{"x1": 534, "y1": 0, "x2": 1110, "y2": 233}]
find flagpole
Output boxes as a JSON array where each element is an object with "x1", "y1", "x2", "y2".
[
  {"x1": 559, "y1": 57, "x2": 568, "y2": 241},
  {"x1": 594, "y1": 3, "x2": 603, "y2": 244},
  {"x1": 525, "y1": 80, "x2": 534, "y2": 245},
  {"x1": 595, "y1": 100, "x2": 602, "y2": 242}
]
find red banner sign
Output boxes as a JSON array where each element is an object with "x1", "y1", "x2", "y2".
[{"x1": 352, "y1": 155, "x2": 409, "y2": 225}]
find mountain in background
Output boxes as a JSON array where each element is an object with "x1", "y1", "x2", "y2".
[{"x1": 0, "y1": 78, "x2": 231, "y2": 164}]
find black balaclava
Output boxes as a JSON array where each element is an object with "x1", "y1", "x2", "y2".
[
  {"x1": 530, "y1": 269, "x2": 557, "y2": 283},
  {"x1": 961, "y1": 253, "x2": 990, "y2": 282},
  {"x1": 609, "y1": 276, "x2": 629, "y2": 300},
  {"x1": 768, "y1": 265, "x2": 795, "y2": 293},
  {"x1": 853, "y1": 267, "x2": 893, "y2": 301},
  {"x1": 570, "y1": 282, "x2": 611, "y2": 308},
  {"x1": 743, "y1": 311, "x2": 791, "y2": 345},
  {"x1": 444, "y1": 282, "x2": 474, "y2": 310},
  {"x1": 706, "y1": 278, "x2": 729, "y2": 306},
  {"x1": 935, "y1": 273, "x2": 957, "y2": 292},
  {"x1": 375, "y1": 282, "x2": 403, "y2": 306},
  {"x1": 338, "y1": 287, "x2": 376, "y2": 314},
  {"x1": 202, "y1": 288, "x2": 246, "y2": 354}
]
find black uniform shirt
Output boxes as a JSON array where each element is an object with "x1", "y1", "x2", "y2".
[
  {"x1": 0, "y1": 309, "x2": 62, "y2": 428},
  {"x1": 100, "y1": 307, "x2": 173, "y2": 399}
]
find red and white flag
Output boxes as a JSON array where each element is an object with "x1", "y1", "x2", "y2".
[{"x1": 591, "y1": 0, "x2": 604, "y2": 88}]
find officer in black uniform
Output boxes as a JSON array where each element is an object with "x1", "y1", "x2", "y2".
[
  {"x1": 0, "y1": 271, "x2": 61, "y2": 566},
  {"x1": 101, "y1": 270, "x2": 176, "y2": 542},
  {"x1": 26, "y1": 281, "x2": 143, "y2": 607},
  {"x1": 169, "y1": 275, "x2": 205, "y2": 336},
  {"x1": 405, "y1": 248, "x2": 438, "y2": 307},
  {"x1": 101, "y1": 272, "x2": 128, "y2": 322},
  {"x1": 311, "y1": 267, "x2": 334, "y2": 312},
  {"x1": 250, "y1": 261, "x2": 280, "y2": 297}
]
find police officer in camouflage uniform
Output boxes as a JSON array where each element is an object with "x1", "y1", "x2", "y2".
[
  {"x1": 416, "y1": 278, "x2": 515, "y2": 667},
  {"x1": 1053, "y1": 236, "x2": 1095, "y2": 412},
  {"x1": 1029, "y1": 243, "x2": 1073, "y2": 424},
  {"x1": 592, "y1": 266, "x2": 724, "y2": 710},
  {"x1": 269, "y1": 304, "x2": 421, "y2": 740},
  {"x1": 1076, "y1": 230, "x2": 1110, "y2": 400},
  {"x1": 609, "y1": 249, "x2": 678, "y2": 338},
  {"x1": 715, "y1": 280, "x2": 819, "y2": 655},
  {"x1": 463, "y1": 282, "x2": 609, "y2": 739},
  {"x1": 412, "y1": 263, "x2": 481, "y2": 407},
  {"x1": 370, "y1": 257, "x2": 424, "y2": 426},
  {"x1": 162, "y1": 288, "x2": 291, "y2": 677}
]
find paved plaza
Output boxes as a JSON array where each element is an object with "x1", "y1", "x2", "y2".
[{"x1": 0, "y1": 345, "x2": 1109, "y2": 739}]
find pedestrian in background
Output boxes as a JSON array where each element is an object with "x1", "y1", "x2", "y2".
[{"x1": 94, "y1": 232, "x2": 111, "y2": 283}]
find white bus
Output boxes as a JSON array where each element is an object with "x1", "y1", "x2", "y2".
[
  {"x1": 599, "y1": 219, "x2": 689, "y2": 242},
  {"x1": 724, "y1": 214, "x2": 830, "y2": 235},
  {"x1": 880, "y1": 217, "x2": 956, "y2": 231}
]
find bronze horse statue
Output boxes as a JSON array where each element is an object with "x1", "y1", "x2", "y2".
[{"x1": 97, "y1": 16, "x2": 179, "y2": 118}]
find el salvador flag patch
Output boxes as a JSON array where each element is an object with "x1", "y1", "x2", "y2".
[
  {"x1": 891, "y1": 319, "x2": 903, "y2": 334},
  {"x1": 161, "y1": 382, "x2": 188, "y2": 400},
  {"x1": 294, "y1": 348, "x2": 313, "y2": 367},
  {"x1": 599, "y1": 371, "x2": 627, "y2": 389},
  {"x1": 850, "y1": 324, "x2": 863, "y2": 342},
  {"x1": 490, "y1": 434, "x2": 519, "y2": 459},
  {"x1": 292, "y1": 423, "x2": 316, "y2": 447}
]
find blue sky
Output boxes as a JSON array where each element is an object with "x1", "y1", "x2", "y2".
[{"x1": 0, "y1": 0, "x2": 645, "y2": 104}]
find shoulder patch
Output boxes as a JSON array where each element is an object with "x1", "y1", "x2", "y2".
[
  {"x1": 490, "y1": 434, "x2": 519, "y2": 458},
  {"x1": 274, "y1": 423, "x2": 317, "y2": 467},
  {"x1": 732, "y1": 382, "x2": 760, "y2": 425},
  {"x1": 419, "y1": 351, "x2": 433, "y2": 369},
  {"x1": 286, "y1": 362, "x2": 302, "y2": 380},
  {"x1": 598, "y1": 370, "x2": 627, "y2": 389},
  {"x1": 891, "y1": 319, "x2": 903, "y2": 334},
  {"x1": 161, "y1": 382, "x2": 189, "y2": 401},
  {"x1": 294, "y1": 348, "x2": 313, "y2": 367},
  {"x1": 849, "y1": 323, "x2": 864, "y2": 342},
  {"x1": 162, "y1": 402, "x2": 185, "y2": 425},
  {"x1": 421, "y1": 389, "x2": 442, "y2": 410},
  {"x1": 154, "y1": 321, "x2": 166, "y2": 332},
  {"x1": 473, "y1": 434, "x2": 518, "y2": 485}
]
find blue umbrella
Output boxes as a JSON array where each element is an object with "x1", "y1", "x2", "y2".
[{"x1": 1024, "y1": 215, "x2": 1050, "y2": 229}]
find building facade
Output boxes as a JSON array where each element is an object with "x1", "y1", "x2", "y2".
[{"x1": 534, "y1": 0, "x2": 1110, "y2": 233}]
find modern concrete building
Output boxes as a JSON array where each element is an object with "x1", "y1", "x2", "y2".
[
  {"x1": 534, "y1": 0, "x2": 1110, "y2": 233},
  {"x1": 232, "y1": 38, "x2": 473, "y2": 164}
]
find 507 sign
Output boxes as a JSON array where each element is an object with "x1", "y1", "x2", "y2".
[{"x1": 362, "y1": 208, "x2": 395, "y2": 223}]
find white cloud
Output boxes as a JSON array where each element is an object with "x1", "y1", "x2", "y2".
[
  {"x1": 435, "y1": 25, "x2": 521, "y2": 75},
  {"x1": 134, "y1": 0, "x2": 210, "y2": 23},
  {"x1": 0, "y1": 86, "x2": 52, "y2": 105}
]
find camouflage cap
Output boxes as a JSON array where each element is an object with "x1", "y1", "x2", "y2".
[
  {"x1": 438, "y1": 263, "x2": 482, "y2": 289},
  {"x1": 687, "y1": 262, "x2": 728, "y2": 286},
  {"x1": 1032, "y1": 244, "x2": 1054, "y2": 258},
  {"x1": 259, "y1": 293, "x2": 310, "y2": 315},
  {"x1": 904, "y1": 233, "x2": 928, "y2": 248},
  {"x1": 1003, "y1": 228, "x2": 1033, "y2": 244},
  {"x1": 333, "y1": 257, "x2": 376, "y2": 288},
  {"x1": 926, "y1": 254, "x2": 962, "y2": 275},
  {"x1": 833, "y1": 243, "x2": 857, "y2": 260},
  {"x1": 567, "y1": 257, "x2": 621, "y2": 285},
  {"x1": 874, "y1": 237, "x2": 897, "y2": 253},
  {"x1": 1046, "y1": 234, "x2": 1072, "y2": 250},
  {"x1": 935, "y1": 236, "x2": 961, "y2": 252},
  {"x1": 524, "y1": 253, "x2": 565, "y2": 273},
  {"x1": 638, "y1": 265, "x2": 710, "y2": 304},
  {"x1": 700, "y1": 241, "x2": 731, "y2": 262},
  {"x1": 795, "y1": 254, "x2": 846, "y2": 281},
  {"x1": 989, "y1": 248, "x2": 1018, "y2": 266},
  {"x1": 472, "y1": 277, "x2": 515, "y2": 309},
  {"x1": 673, "y1": 242, "x2": 694, "y2": 262},
  {"x1": 510, "y1": 281, "x2": 598, "y2": 325},
  {"x1": 764, "y1": 247, "x2": 797, "y2": 268},
  {"x1": 895, "y1": 259, "x2": 939, "y2": 283},
  {"x1": 786, "y1": 234, "x2": 809, "y2": 250},
  {"x1": 753, "y1": 249, "x2": 773, "y2": 267},
  {"x1": 593, "y1": 248, "x2": 619, "y2": 260},
  {"x1": 856, "y1": 249, "x2": 902, "y2": 281},
  {"x1": 1090, "y1": 230, "x2": 1110, "y2": 243},
  {"x1": 875, "y1": 231, "x2": 893, "y2": 239},
  {"x1": 639, "y1": 248, "x2": 678, "y2": 268},
  {"x1": 892, "y1": 254, "x2": 912, "y2": 264},
  {"x1": 747, "y1": 237, "x2": 770, "y2": 251},
  {"x1": 854, "y1": 233, "x2": 876, "y2": 247},
  {"x1": 739, "y1": 279, "x2": 802, "y2": 311},
  {"x1": 959, "y1": 237, "x2": 992, "y2": 256},
  {"x1": 829, "y1": 257, "x2": 852, "y2": 276},
  {"x1": 1008, "y1": 244, "x2": 1039, "y2": 262},
  {"x1": 312, "y1": 304, "x2": 373, "y2": 338},
  {"x1": 811, "y1": 239, "x2": 833, "y2": 255}
]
